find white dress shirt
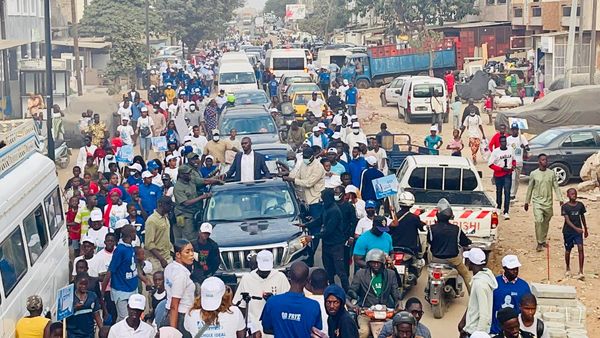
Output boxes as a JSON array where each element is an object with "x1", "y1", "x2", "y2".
[
  {"x1": 240, "y1": 150, "x2": 255, "y2": 182},
  {"x1": 108, "y1": 318, "x2": 156, "y2": 337}
]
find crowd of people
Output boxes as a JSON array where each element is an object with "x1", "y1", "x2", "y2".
[{"x1": 14, "y1": 41, "x2": 591, "y2": 338}]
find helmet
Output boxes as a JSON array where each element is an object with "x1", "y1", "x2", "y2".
[
  {"x1": 436, "y1": 198, "x2": 453, "y2": 219},
  {"x1": 365, "y1": 249, "x2": 386, "y2": 264},
  {"x1": 397, "y1": 191, "x2": 415, "y2": 207},
  {"x1": 392, "y1": 311, "x2": 417, "y2": 335},
  {"x1": 226, "y1": 93, "x2": 236, "y2": 103}
]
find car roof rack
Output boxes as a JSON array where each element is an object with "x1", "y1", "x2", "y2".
[{"x1": 0, "y1": 119, "x2": 43, "y2": 176}]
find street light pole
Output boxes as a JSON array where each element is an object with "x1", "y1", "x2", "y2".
[
  {"x1": 44, "y1": 0, "x2": 54, "y2": 160},
  {"x1": 590, "y1": 0, "x2": 598, "y2": 84},
  {"x1": 145, "y1": 0, "x2": 150, "y2": 66},
  {"x1": 70, "y1": 0, "x2": 83, "y2": 96}
]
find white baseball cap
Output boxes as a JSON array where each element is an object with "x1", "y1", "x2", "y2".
[
  {"x1": 350, "y1": 115, "x2": 358, "y2": 120},
  {"x1": 312, "y1": 126, "x2": 320, "y2": 132},
  {"x1": 81, "y1": 235, "x2": 95, "y2": 245},
  {"x1": 430, "y1": 125, "x2": 438, "y2": 132},
  {"x1": 128, "y1": 293, "x2": 146, "y2": 311},
  {"x1": 470, "y1": 332, "x2": 491, "y2": 338},
  {"x1": 345, "y1": 185, "x2": 358, "y2": 194},
  {"x1": 365, "y1": 156, "x2": 377, "y2": 165},
  {"x1": 201, "y1": 277, "x2": 226, "y2": 311},
  {"x1": 317, "y1": 122, "x2": 326, "y2": 129},
  {"x1": 129, "y1": 163, "x2": 143, "y2": 172},
  {"x1": 166, "y1": 154, "x2": 177, "y2": 162},
  {"x1": 332, "y1": 132, "x2": 341, "y2": 139},
  {"x1": 327, "y1": 147, "x2": 338, "y2": 154},
  {"x1": 141, "y1": 171, "x2": 153, "y2": 179},
  {"x1": 141, "y1": 106, "x2": 148, "y2": 112},
  {"x1": 501, "y1": 255, "x2": 521, "y2": 269},
  {"x1": 256, "y1": 250, "x2": 274, "y2": 271},
  {"x1": 183, "y1": 135, "x2": 192, "y2": 142},
  {"x1": 200, "y1": 222, "x2": 213, "y2": 234},
  {"x1": 212, "y1": 129, "x2": 220, "y2": 135},
  {"x1": 114, "y1": 219, "x2": 130, "y2": 230},
  {"x1": 89, "y1": 209, "x2": 103, "y2": 222},
  {"x1": 463, "y1": 248, "x2": 486, "y2": 265},
  {"x1": 351, "y1": 122, "x2": 360, "y2": 128}
]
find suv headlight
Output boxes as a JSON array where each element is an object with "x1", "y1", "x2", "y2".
[{"x1": 284, "y1": 235, "x2": 309, "y2": 264}]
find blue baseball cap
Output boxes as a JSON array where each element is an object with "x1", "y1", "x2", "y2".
[
  {"x1": 365, "y1": 200, "x2": 376, "y2": 209},
  {"x1": 510, "y1": 122, "x2": 519, "y2": 129},
  {"x1": 147, "y1": 161, "x2": 159, "y2": 171}
]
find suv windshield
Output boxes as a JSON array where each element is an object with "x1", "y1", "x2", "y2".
[
  {"x1": 220, "y1": 115, "x2": 277, "y2": 134},
  {"x1": 236, "y1": 92, "x2": 269, "y2": 105},
  {"x1": 220, "y1": 72, "x2": 256, "y2": 84},
  {"x1": 206, "y1": 185, "x2": 297, "y2": 222},
  {"x1": 413, "y1": 84, "x2": 444, "y2": 98}
]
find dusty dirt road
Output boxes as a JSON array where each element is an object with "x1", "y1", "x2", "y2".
[
  {"x1": 57, "y1": 87, "x2": 599, "y2": 336},
  {"x1": 356, "y1": 88, "x2": 600, "y2": 336}
]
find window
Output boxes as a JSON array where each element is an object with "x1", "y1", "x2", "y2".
[
  {"x1": 408, "y1": 168, "x2": 425, "y2": 188},
  {"x1": 514, "y1": 8, "x2": 523, "y2": 17},
  {"x1": 272, "y1": 57, "x2": 305, "y2": 71},
  {"x1": 23, "y1": 205, "x2": 49, "y2": 265},
  {"x1": 562, "y1": 132, "x2": 596, "y2": 148},
  {"x1": 44, "y1": 188, "x2": 64, "y2": 239},
  {"x1": 425, "y1": 168, "x2": 443, "y2": 190},
  {"x1": 412, "y1": 84, "x2": 444, "y2": 98},
  {"x1": 486, "y1": 0, "x2": 495, "y2": 5},
  {"x1": 0, "y1": 228, "x2": 28, "y2": 296},
  {"x1": 444, "y1": 168, "x2": 462, "y2": 191},
  {"x1": 462, "y1": 170, "x2": 478, "y2": 191},
  {"x1": 532, "y1": 7, "x2": 542, "y2": 17},
  {"x1": 562, "y1": 6, "x2": 581, "y2": 16},
  {"x1": 498, "y1": 0, "x2": 507, "y2": 4}
]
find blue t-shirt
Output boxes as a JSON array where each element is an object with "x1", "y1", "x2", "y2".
[
  {"x1": 360, "y1": 168, "x2": 385, "y2": 201},
  {"x1": 138, "y1": 182, "x2": 162, "y2": 214},
  {"x1": 108, "y1": 243, "x2": 138, "y2": 292},
  {"x1": 330, "y1": 162, "x2": 346, "y2": 176},
  {"x1": 66, "y1": 290, "x2": 101, "y2": 338},
  {"x1": 131, "y1": 102, "x2": 145, "y2": 120},
  {"x1": 260, "y1": 292, "x2": 322, "y2": 338},
  {"x1": 319, "y1": 72, "x2": 330, "y2": 85},
  {"x1": 353, "y1": 231, "x2": 393, "y2": 256},
  {"x1": 348, "y1": 157, "x2": 368, "y2": 187},
  {"x1": 127, "y1": 175, "x2": 143, "y2": 187},
  {"x1": 425, "y1": 135, "x2": 442, "y2": 155},
  {"x1": 346, "y1": 87, "x2": 358, "y2": 105},
  {"x1": 268, "y1": 80, "x2": 279, "y2": 97},
  {"x1": 490, "y1": 276, "x2": 531, "y2": 334}
]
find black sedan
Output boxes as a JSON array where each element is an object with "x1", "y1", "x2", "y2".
[{"x1": 522, "y1": 125, "x2": 600, "y2": 186}]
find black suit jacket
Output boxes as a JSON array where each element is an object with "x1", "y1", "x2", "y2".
[{"x1": 225, "y1": 151, "x2": 271, "y2": 181}]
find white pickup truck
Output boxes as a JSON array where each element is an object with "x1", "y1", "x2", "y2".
[{"x1": 395, "y1": 155, "x2": 499, "y2": 251}]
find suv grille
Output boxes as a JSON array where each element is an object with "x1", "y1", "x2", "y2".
[{"x1": 220, "y1": 245, "x2": 286, "y2": 270}]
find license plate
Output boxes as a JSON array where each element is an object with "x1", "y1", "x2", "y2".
[
  {"x1": 395, "y1": 265, "x2": 406, "y2": 274},
  {"x1": 415, "y1": 106, "x2": 428, "y2": 111}
]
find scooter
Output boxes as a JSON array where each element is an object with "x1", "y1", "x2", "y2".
[
  {"x1": 424, "y1": 261, "x2": 465, "y2": 319},
  {"x1": 390, "y1": 246, "x2": 423, "y2": 299}
]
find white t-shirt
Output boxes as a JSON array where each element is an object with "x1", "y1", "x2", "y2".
[
  {"x1": 307, "y1": 99, "x2": 326, "y2": 117},
  {"x1": 353, "y1": 199, "x2": 367, "y2": 220},
  {"x1": 355, "y1": 217, "x2": 373, "y2": 236},
  {"x1": 367, "y1": 148, "x2": 388, "y2": 175},
  {"x1": 306, "y1": 294, "x2": 328, "y2": 334},
  {"x1": 108, "y1": 317, "x2": 156, "y2": 338},
  {"x1": 118, "y1": 105, "x2": 132, "y2": 121},
  {"x1": 164, "y1": 167, "x2": 179, "y2": 183},
  {"x1": 87, "y1": 226, "x2": 109, "y2": 252},
  {"x1": 507, "y1": 134, "x2": 529, "y2": 165},
  {"x1": 164, "y1": 261, "x2": 195, "y2": 313},
  {"x1": 137, "y1": 116, "x2": 155, "y2": 138},
  {"x1": 183, "y1": 307, "x2": 245, "y2": 337},
  {"x1": 232, "y1": 270, "x2": 290, "y2": 337},
  {"x1": 72, "y1": 255, "x2": 96, "y2": 276},
  {"x1": 518, "y1": 315, "x2": 549, "y2": 338},
  {"x1": 191, "y1": 135, "x2": 208, "y2": 155},
  {"x1": 104, "y1": 203, "x2": 128, "y2": 231},
  {"x1": 88, "y1": 249, "x2": 113, "y2": 278},
  {"x1": 463, "y1": 115, "x2": 483, "y2": 138},
  {"x1": 488, "y1": 147, "x2": 515, "y2": 170},
  {"x1": 117, "y1": 125, "x2": 135, "y2": 145}
]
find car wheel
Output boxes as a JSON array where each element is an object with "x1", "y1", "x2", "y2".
[
  {"x1": 355, "y1": 79, "x2": 370, "y2": 89},
  {"x1": 549, "y1": 163, "x2": 570, "y2": 186},
  {"x1": 380, "y1": 93, "x2": 388, "y2": 107},
  {"x1": 405, "y1": 109, "x2": 413, "y2": 124}
]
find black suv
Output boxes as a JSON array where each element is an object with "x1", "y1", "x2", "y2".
[{"x1": 201, "y1": 178, "x2": 310, "y2": 276}]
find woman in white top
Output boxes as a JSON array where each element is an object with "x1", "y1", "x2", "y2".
[
  {"x1": 184, "y1": 277, "x2": 247, "y2": 338},
  {"x1": 163, "y1": 239, "x2": 196, "y2": 338}
]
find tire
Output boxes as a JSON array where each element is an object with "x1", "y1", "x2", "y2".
[
  {"x1": 355, "y1": 79, "x2": 370, "y2": 89},
  {"x1": 397, "y1": 106, "x2": 403, "y2": 119},
  {"x1": 380, "y1": 93, "x2": 388, "y2": 107},
  {"x1": 549, "y1": 163, "x2": 571, "y2": 186},
  {"x1": 431, "y1": 300, "x2": 445, "y2": 319},
  {"x1": 405, "y1": 109, "x2": 413, "y2": 124}
]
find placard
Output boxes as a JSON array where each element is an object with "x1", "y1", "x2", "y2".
[
  {"x1": 372, "y1": 174, "x2": 399, "y2": 199},
  {"x1": 116, "y1": 144, "x2": 134, "y2": 163},
  {"x1": 508, "y1": 117, "x2": 529, "y2": 130},
  {"x1": 56, "y1": 284, "x2": 74, "y2": 321},
  {"x1": 151, "y1": 136, "x2": 168, "y2": 152}
]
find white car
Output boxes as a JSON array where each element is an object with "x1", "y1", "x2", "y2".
[{"x1": 380, "y1": 76, "x2": 410, "y2": 106}]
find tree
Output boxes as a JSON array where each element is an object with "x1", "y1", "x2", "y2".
[
  {"x1": 80, "y1": 0, "x2": 163, "y2": 82},
  {"x1": 298, "y1": 0, "x2": 349, "y2": 40},
  {"x1": 156, "y1": 0, "x2": 242, "y2": 55},
  {"x1": 263, "y1": 0, "x2": 297, "y2": 18}
]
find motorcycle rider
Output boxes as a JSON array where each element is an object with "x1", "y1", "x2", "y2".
[
  {"x1": 390, "y1": 191, "x2": 425, "y2": 256},
  {"x1": 428, "y1": 198, "x2": 473, "y2": 294},
  {"x1": 392, "y1": 311, "x2": 418, "y2": 338},
  {"x1": 347, "y1": 249, "x2": 402, "y2": 338}
]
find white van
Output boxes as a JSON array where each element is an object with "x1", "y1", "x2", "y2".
[
  {"x1": 218, "y1": 61, "x2": 257, "y2": 93},
  {"x1": 397, "y1": 76, "x2": 448, "y2": 124},
  {"x1": 315, "y1": 49, "x2": 351, "y2": 69},
  {"x1": 265, "y1": 48, "x2": 307, "y2": 77},
  {"x1": 221, "y1": 51, "x2": 250, "y2": 64},
  {"x1": 0, "y1": 120, "x2": 69, "y2": 337}
]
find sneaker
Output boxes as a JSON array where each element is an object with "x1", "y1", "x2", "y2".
[
  {"x1": 503, "y1": 213, "x2": 510, "y2": 220},
  {"x1": 565, "y1": 271, "x2": 571, "y2": 278},
  {"x1": 536, "y1": 244, "x2": 544, "y2": 252},
  {"x1": 577, "y1": 273, "x2": 585, "y2": 281}
]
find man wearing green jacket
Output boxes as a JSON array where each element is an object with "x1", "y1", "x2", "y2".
[{"x1": 524, "y1": 154, "x2": 564, "y2": 251}]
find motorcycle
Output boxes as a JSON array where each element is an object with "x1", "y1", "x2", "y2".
[
  {"x1": 389, "y1": 246, "x2": 423, "y2": 299},
  {"x1": 54, "y1": 141, "x2": 71, "y2": 169},
  {"x1": 424, "y1": 261, "x2": 465, "y2": 319}
]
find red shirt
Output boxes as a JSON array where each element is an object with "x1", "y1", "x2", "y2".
[
  {"x1": 66, "y1": 208, "x2": 81, "y2": 240},
  {"x1": 488, "y1": 132, "x2": 509, "y2": 151},
  {"x1": 111, "y1": 137, "x2": 124, "y2": 154},
  {"x1": 445, "y1": 73, "x2": 455, "y2": 92}
]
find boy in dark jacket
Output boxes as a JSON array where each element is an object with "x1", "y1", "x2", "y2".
[{"x1": 324, "y1": 284, "x2": 359, "y2": 338}]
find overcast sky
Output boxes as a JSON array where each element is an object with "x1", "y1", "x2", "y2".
[{"x1": 245, "y1": 0, "x2": 267, "y2": 10}]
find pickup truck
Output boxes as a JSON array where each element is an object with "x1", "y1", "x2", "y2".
[{"x1": 395, "y1": 155, "x2": 499, "y2": 251}]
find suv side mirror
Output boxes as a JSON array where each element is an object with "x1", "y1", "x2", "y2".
[{"x1": 395, "y1": 90, "x2": 401, "y2": 94}]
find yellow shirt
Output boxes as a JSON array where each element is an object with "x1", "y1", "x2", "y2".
[{"x1": 15, "y1": 316, "x2": 50, "y2": 338}]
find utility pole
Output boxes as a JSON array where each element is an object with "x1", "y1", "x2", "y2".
[
  {"x1": 145, "y1": 0, "x2": 150, "y2": 66},
  {"x1": 565, "y1": 0, "x2": 579, "y2": 88},
  {"x1": 44, "y1": 0, "x2": 55, "y2": 160},
  {"x1": 70, "y1": 0, "x2": 83, "y2": 96},
  {"x1": 0, "y1": 0, "x2": 10, "y2": 112},
  {"x1": 591, "y1": 0, "x2": 598, "y2": 84},
  {"x1": 577, "y1": 0, "x2": 584, "y2": 69}
]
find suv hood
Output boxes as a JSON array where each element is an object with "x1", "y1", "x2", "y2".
[
  {"x1": 236, "y1": 133, "x2": 280, "y2": 145},
  {"x1": 210, "y1": 217, "x2": 301, "y2": 247}
]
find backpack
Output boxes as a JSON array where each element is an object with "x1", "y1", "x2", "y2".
[{"x1": 536, "y1": 318, "x2": 545, "y2": 338}]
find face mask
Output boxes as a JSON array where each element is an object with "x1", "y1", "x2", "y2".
[
  {"x1": 190, "y1": 106, "x2": 196, "y2": 112},
  {"x1": 287, "y1": 160, "x2": 296, "y2": 168},
  {"x1": 303, "y1": 158, "x2": 311, "y2": 165},
  {"x1": 353, "y1": 130, "x2": 359, "y2": 135},
  {"x1": 334, "y1": 195, "x2": 341, "y2": 201},
  {"x1": 213, "y1": 136, "x2": 220, "y2": 142}
]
